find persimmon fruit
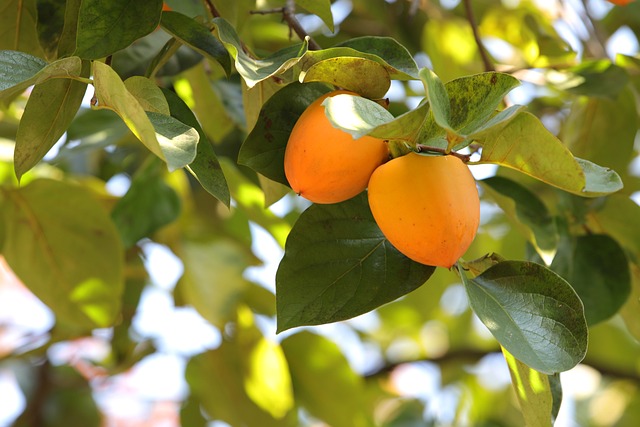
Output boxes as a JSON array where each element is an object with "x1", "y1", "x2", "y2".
[
  {"x1": 284, "y1": 90, "x2": 389, "y2": 204},
  {"x1": 367, "y1": 152, "x2": 480, "y2": 268},
  {"x1": 606, "y1": 0, "x2": 634, "y2": 5}
]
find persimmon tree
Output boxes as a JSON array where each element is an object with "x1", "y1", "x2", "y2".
[{"x1": 1, "y1": 0, "x2": 639, "y2": 426}]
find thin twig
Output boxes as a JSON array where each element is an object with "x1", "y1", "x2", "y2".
[
  {"x1": 250, "y1": 0, "x2": 321, "y2": 50},
  {"x1": 463, "y1": 0, "x2": 494, "y2": 72},
  {"x1": 203, "y1": 0, "x2": 221, "y2": 18},
  {"x1": 416, "y1": 144, "x2": 472, "y2": 163}
]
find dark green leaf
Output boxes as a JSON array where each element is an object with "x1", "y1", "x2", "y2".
[
  {"x1": 550, "y1": 234, "x2": 630, "y2": 325},
  {"x1": 162, "y1": 87, "x2": 230, "y2": 206},
  {"x1": 302, "y1": 57, "x2": 390, "y2": 99},
  {"x1": 0, "y1": 179, "x2": 123, "y2": 331},
  {"x1": 276, "y1": 193, "x2": 435, "y2": 332},
  {"x1": 481, "y1": 176, "x2": 557, "y2": 255},
  {"x1": 74, "y1": 0, "x2": 163, "y2": 59},
  {"x1": 213, "y1": 17, "x2": 308, "y2": 88},
  {"x1": 160, "y1": 11, "x2": 231, "y2": 76},
  {"x1": 56, "y1": 0, "x2": 81, "y2": 57},
  {"x1": 461, "y1": 261, "x2": 588, "y2": 374},
  {"x1": 281, "y1": 332, "x2": 373, "y2": 427},
  {"x1": 238, "y1": 82, "x2": 331, "y2": 185},
  {"x1": 36, "y1": 0, "x2": 66, "y2": 60},
  {"x1": 14, "y1": 60, "x2": 89, "y2": 180},
  {"x1": 111, "y1": 159, "x2": 180, "y2": 248}
]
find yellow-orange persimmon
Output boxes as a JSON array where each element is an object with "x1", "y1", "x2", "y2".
[
  {"x1": 284, "y1": 91, "x2": 389, "y2": 204},
  {"x1": 607, "y1": 0, "x2": 635, "y2": 6},
  {"x1": 368, "y1": 152, "x2": 480, "y2": 268}
]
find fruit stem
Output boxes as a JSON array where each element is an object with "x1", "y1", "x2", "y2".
[
  {"x1": 387, "y1": 140, "x2": 414, "y2": 159},
  {"x1": 416, "y1": 144, "x2": 472, "y2": 163}
]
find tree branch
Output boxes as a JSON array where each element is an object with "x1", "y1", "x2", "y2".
[
  {"x1": 250, "y1": 0, "x2": 321, "y2": 50},
  {"x1": 416, "y1": 144, "x2": 472, "y2": 162},
  {"x1": 463, "y1": 0, "x2": 494, "y2": 72}
]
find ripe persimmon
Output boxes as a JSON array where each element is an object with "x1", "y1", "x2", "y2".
[
  {"x1": 607, "y1": 0, "x2": 634, "y2": 5},
  {"x1": 284, "y1": 90, "x2": 389, "y2": 204},
  {"x1": 367, "y1": 152, "x2": 480, "y2": 268}
]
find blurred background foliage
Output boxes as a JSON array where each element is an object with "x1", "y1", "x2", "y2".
[{"x1": 1, "y1": 0, "x2": 640, "y2": 426}]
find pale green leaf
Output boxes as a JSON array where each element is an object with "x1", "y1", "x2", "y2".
[
  {"x1": 281, "y1": 332, "x2": 372, "y2": 427},
  {"x1": 74, "y1": 0, "x2": 163, "y2": 59},
  {"x1": 14, "y1": 61, "x2": 89, "y2": 180},
  {"x1": 0, "y1": 179, "x2": 123, "y2": 330},
  {"x1": 460, "y1": 261, "x2": 588, "y2": 374},
  {"x1": 124, "y1": 76, "x2": 170, "y2": 114},
  {"x1": 322, "y1": 93, "x2": 395, "y2": 139},
  {"x1": 420, "y1": 68, "x2": 452, "y2": 132},
  {"x1": 502, "y1": 347, "x2": 554, "y2": 427},
  {"x1": 302, "y1": 57, "x2": 390, "y2": 99},
  {"x1": 576, "y1": 157, "x2": 623, "y2": 196},
  {"x1": 296, "y1": 0, "x2": 334, "y2": 32},
  {"x1": 0, "y1": 0, "x2": 45, "y2": 57},
  {"x1": 0, "y1": 53, "x2": 81, "y2": 100},
  {"x1": 335, "y1": 36, "x2": 419, "y2": 79},
  {"x1": 146, "y1": 111, "x2": 199, "y2": 171},
  {"x1": 276, "y1": 193, "x2": 434, "y2": 332}
]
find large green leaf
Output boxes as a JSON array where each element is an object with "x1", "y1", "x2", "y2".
[
  {"x1": 92, "y1": 61, "x2": 198, "y2": 171},
  {"x1": 110, "y1": 159, "x2": 180, "y2": 248},
  {"x1": 0, "y1": 0, "x2": 45, "y2": 57},
  {"x1": 281, "y1": 332, "x2": 373, "y2": 427},
  {"x1": 124, "y1": 76, "x2": 170, "y2": 114},
  {"x1": 587, "y1": 194, "x2": 640, "y2": 257},
  {"x1": 322, "y1": 93, "x2": 394, "y2": 138},
  {"x1": 276, "y1": 193, "x2": 435, "y2": 332},
  {"x1": 460, "y1": 261, "x2": 588, "y2": 374},
  {"x1": 0, "y1": 179, "x2": 123, "y2": 331},
  {"x1": 238, "y1": 82, "x2": 331, "y2": 185},
  {"x1": 14, "y1": 60, "x2": 89, "y2": 180},
  {"x1": 295, "y1": 0, "x2": 334, "y2": 32},
  {"x1": 550, "y1": 234, "x2": 630, "y2": 325},
  {"x1": 0, "y1": 52, "x2": 81, "y2": 100},
  {"x1": 420, "y1": 68, "x2": 453, "y2": 133},
  {"x1": 481, "y1": 176, "x2": 557, "y2": 258},
  {"x1": 74, "y1": 0, "x2": 163, "y2": 59},
  {"x1": 301, "y1": 57, "x2": 390, "y2": 99},
  {"x1": 162, "y1": 87, "x2": 230, "y2": 206},
  {"x1": 335, "y1": 36, "x2": 419, "y2": 79},
  {"x1": 502, "y1": 347, "x2": 559, "y2": 427},
  {"x1": 36, "y1": 0, "x2": 67, "y2": 60},
  {"x1": 213, "y1": 17, "x2": 308, "y2": 88},
  {"x1": 56, "y1": 0, "x2": 81, "y2": 57},
  {"x1": 160, "y1": 11, "x2": 231, "y2": 76},
  {"x1": 476, "y1": 112, "x2": 622, "y2": 197}
]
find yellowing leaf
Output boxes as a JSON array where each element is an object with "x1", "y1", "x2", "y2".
[
  {"x1": 0, "y1": 0, "x2": 45, "y2": 57},
  {"x1": 124, "y1": 76, "x2": 170, "y2": 114}
]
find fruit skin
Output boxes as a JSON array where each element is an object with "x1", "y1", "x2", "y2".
[
  {"x1": 284, "y1": 90, "x2": 389, "y2": 204},
  {"x1": 607, "y1": 0, "x2": 634, "y2": 5},
  {"x1": 367, "y1": 152, "x2": 480, "y2": 268}
]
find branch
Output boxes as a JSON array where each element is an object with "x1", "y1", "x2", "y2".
[
  {"x1": 203, "y1": 0, "x2": 221, "y2": 18},
  {"x1": 416, "y1": 144, "x2": 472, "y2": 162},
  {"x1": 15, "y1": 359, "x2": 51, "y2": 427},
  {"x1": 463, "y1": 0, "x2": 494, "y2": 72},
  {"x1": 250, "y1": 0, "x2": 321, "y2": 50}
]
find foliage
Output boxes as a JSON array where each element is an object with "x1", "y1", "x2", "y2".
[{"x1": 1, "y1": 0, "x2": 640, "y2": 426}]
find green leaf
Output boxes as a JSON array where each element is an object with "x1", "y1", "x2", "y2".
[
  {"x1": 93, "y1": 62, "x2": 198, "y2": 171},
  {"x1": 575, "y1": 157, "x2": 624, "y2": 196},
  {"x1": 336, "y1": 36, "x2": 419, "y2": 79},
  {"x1": 177, "y1": 239, "x2": 257, "y2": 329},
  {"x1": 0, "y1": 53, "x2": 81, "y2": 100},
  {"x1": 124, "y1": 76, "x2": 170, "y2": 114},
  {"x1": 36, "y1": 0, "x2": 67, "y2": 60},
  {"x1": 502, "y1": 347, "x2": 555, "y2": 427},
  {"x1": 238, "y1": 82, "x2": 331, "y2": 185},
  {"x1": 481, "y1": 176, "x2": 557, "y2": 258},
  {"x1": 475, "y1": 112, "x2": 587, "y2": 195},
  {"x1": 111, "y1": 159, "x2": 180, "y2": 248},
  {"x1": 162, "y1": 87, "x2": 230, "y2": 206},
  {"x1": 276, "y1": 193, "x2": 435, "y2": 332},
  {"x1": 0, "y1": 179, "x2": 123, "y2": 331},
  {"x1": 213, "y1": 17, "x2": 308, "y2": 88},
  {"x1": 322, "y1": 93, "x2": 395, "y2": 139},
  {"x1": 14, "y1": 60, "x2": 89, "y2": 180},
  {"x1": 0, "y1": 0, "x2": 45, "y2": 58},
  {"x1": 550, "y1": 234, "x2": 631, "y2": 326},
  {"x1": 74, "y1": 0, "x2": 163, "y2": 59},
  {"x1": 559, "y1": 60, "x2": 629, "y2": 97},
  {"x1": 146, "y1": 111, "x2": 199, "y2": 171},
  {"x1": 419, "y1": 68, "x2": 452, "y2": 132},
  {"x1": 56, "y1": 0, "x2": 81, "y2": 57},
  {"x1": 160, "y1": 11, "x2": 231, "y2": 76},
  {"x1": 301, "y1": 57, "x2": 390, "y2": 99},
  {"x1": 281, "y1": 332, "x2": 373, "y2": 427},
  {"x1": 460, "y1": 261, "x2": 588, "y2": 374},
  {"x1": 295, "y1": 0, "x2": 334, "y2": 32},
  {"x1": 186, "y1": 312, "x2": 296, "y2": 427},
  {"x1": 588, "y1": 194, "x2": 640, "y2": 256}
]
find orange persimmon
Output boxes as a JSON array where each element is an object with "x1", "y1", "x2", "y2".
[
  {"x1": 284, "y1": 90, "x2": 389, "y2": 204},
  {"x1": 367, "y1": 152, "x2": 480, "y2": 268}
]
